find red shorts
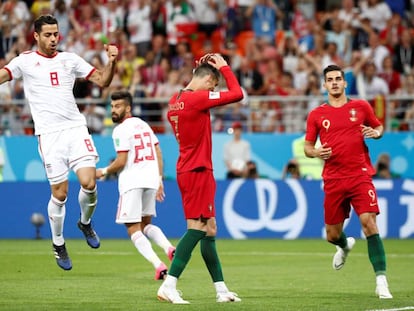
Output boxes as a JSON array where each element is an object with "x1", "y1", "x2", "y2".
[
  {"x1": 177, "y1": 169, "x2": 216, "y2": 219},
  {"x1": 323, "y1": 175, "x2": 380, "y2": 225}
]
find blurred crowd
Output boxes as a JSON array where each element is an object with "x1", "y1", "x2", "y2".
[{"x1": 1, "y1": 0, "x2": 414, "y2": 135}]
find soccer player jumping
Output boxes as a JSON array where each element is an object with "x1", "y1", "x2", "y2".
[
  {"x1": 0, "y1": 15, "x2": 118, "y2": 270},
  {"x1": 304, "y1": 64, "x2": 392, "y2": 299}
]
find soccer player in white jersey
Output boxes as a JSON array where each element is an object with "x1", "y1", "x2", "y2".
[
  {"x1": 0, "y1": 15, "x2": 119, "y2": 271},
  {"x1": 96, "y1": 90, "x2": 176, "y2": 280}
]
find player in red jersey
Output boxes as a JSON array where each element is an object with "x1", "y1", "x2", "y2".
[
  {"x1": 304, "y1": 64, "x2": 392, "y2": 299},
  {"x1": 157, "y1": 53, "x2": 243, "y2": 304}
]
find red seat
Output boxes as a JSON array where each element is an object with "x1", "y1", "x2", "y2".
[{"x1": 234, "y1": 31, "x2": 255, "y2": 56}]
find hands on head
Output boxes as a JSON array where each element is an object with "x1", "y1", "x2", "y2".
[{"x1": 197, "y1": 53, "x2": 228, "y2": 69}]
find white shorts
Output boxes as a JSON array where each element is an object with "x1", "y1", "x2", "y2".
[
  {"x1": 38, "y1": 126, "x2": 98, "y2": 185},
  {"x1": 116, "y1": 188, "x2": 157, "y2": 224}
]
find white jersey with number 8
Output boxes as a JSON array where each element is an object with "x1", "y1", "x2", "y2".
[{"x1": 5, "y1": 51, "x2": 94, "y2": 135}]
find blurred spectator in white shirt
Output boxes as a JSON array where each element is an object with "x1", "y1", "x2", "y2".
[
  {"x1": 224, "y1": 121, "x2": 251, "y2": 179},
  {"x1": 361, "y1": 31, "x2": 390, "y2": 73},
  {"x1": 126, "y1": 0, "x2": 153, "y2": 58},
  {"x1": 358, "y1": 0, "x2": 392, "y2": 32},
  {"x1": 356, "y1": 61, "x2": 389, "y2": 98},
  {"x1": 338, "y1": 0, "x2": 360, "y2": 30},
  {"x1": 189, "y1": 0, "x2": 220, "y2": 40},
  {"x1": 93, "y1": 0, "x2": 124, "y2": 36}
]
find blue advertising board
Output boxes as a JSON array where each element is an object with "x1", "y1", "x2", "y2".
[
  {"x1": 1, "y1": 132, "x2": 414, "y2": 181},
  {"x1": 0, "y1": 179, "x2": 412, "y2": 239}
]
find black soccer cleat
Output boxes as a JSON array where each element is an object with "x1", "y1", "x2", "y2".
[
  {"x1": 53, "y1": 243, "x2": 72, "y2": 271},
  {"x1": 77, "y1": 220, "x2": 100, "y2": 249}
]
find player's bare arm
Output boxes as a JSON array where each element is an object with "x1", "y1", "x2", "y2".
[
  {"x1": 198, "y1": 53, "x2": 243, "y2": 103},
  {"x1": 304, "y1": 141, "x2": 333, "y2": 160},
  {"x1": 361, "y1": 124, "x2": 383, "y2": 139},
  {"x1": 89, "y1": 44, "x2": 118, "y2": 88},
  {"x1": 155, "y1": 144, "x2": 165, "y2": 202},
  {"x1": 0, "y1": 68, "x2": 11, "y2": 84},
  {"x1": 96, "y1": 151, "x2": 127, "y2": 179}
]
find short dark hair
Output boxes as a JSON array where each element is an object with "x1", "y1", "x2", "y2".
[
  {"x1": 194, "y1": 63, "x2": 220, "y2": 82},
  {"x1": 323, "y1": 64, "x2": 344, "y2": 80},
  {"x1": 34, "y1": 15, "x2": 58, "y2": 33},
  {"x1": 111, "y1": 90, "x2": 133, "y2": 107}
]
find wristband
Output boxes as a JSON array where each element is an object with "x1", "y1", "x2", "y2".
[
  {"x1": 373, "y1": 129, "x2": 380, "y2": 138},
  {"x1": 101, "y1": 167, "x2": 108, "y2": 176}
]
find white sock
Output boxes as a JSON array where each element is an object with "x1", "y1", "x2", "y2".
[
  {"x1": 131, "y1": 231, "x2": 162, "y2": 268},
  {"x1": 78, "y1": 186, "x2": 97, "y2": 224},
  {"x1": 376, "y1": 274, "x2": 388, "y2": 286},
  {"x1": 48, "y1": 196, "x2": 66, "y2": 245},
  {"x1": 143, "y1": 224, "x2": 173, "y2": 254},
  {"x1": 214, "y1": 281, "x2": 229, "y2": 294},
  {"x1": 164, "y1": 275, "x2": 178, "y2": 288}
]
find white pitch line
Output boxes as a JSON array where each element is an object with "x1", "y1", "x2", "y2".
[
  {"x1": 220, "y1": 251, "x2": 414, "y2": 258},
  {"x1": 366, "y1": 307, "x2": 414, "y2": 311},
  {"x1": 3, "y1": 251, "x2": 414, "y2": 258}
]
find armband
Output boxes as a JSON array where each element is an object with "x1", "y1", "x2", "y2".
[
  {"x1": 101, "y1": 167, "x2": 108, "y2": 176},
  {"x1": 373, "y1": 129, "x2": 381, "y2": 138}
]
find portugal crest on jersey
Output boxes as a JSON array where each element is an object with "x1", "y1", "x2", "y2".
[{"x1": 349, "y1": 108, "x2": 357, "y2": 122}]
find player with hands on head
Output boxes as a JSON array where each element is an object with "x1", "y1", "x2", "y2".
[
  {"x1": 0, "y1": 14, "x2": 119, "y2": 271},
  {"x1": 304, "y1": 64, "x2": 392, "y2": 299},
  {"x1": 96, "y1": 90, "x2": 175, "y2": 281},
  {"x1": 157, "y1": 53, "x2": 243, "y2": 304}
]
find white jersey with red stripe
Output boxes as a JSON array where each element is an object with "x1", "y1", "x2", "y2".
[
  {"x1": 5, "y1": 50, "x2": 95, "y2": 135},
  {"x1": 112, "y1": 117, "x2": 160, "y2": 194}
]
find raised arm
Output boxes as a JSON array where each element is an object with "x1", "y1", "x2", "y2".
[
  {"x1": 204, "y1": 53, "x2": 244, "y2": 101},
  {"x1": 88, "y1": 44, "x2": 119, "y2": 88}
]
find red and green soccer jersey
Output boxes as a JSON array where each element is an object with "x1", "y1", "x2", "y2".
[
  {"x1": 305, "y1": 99, "x2": 381, "y2": 180},
  {"x1": 167, "y1": 66, "x2": 243, "y2": 173}
]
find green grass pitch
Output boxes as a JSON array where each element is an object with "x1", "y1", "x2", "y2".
[{"x1": 0, "y1": 239, "x2": 413, "y2": 311}]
